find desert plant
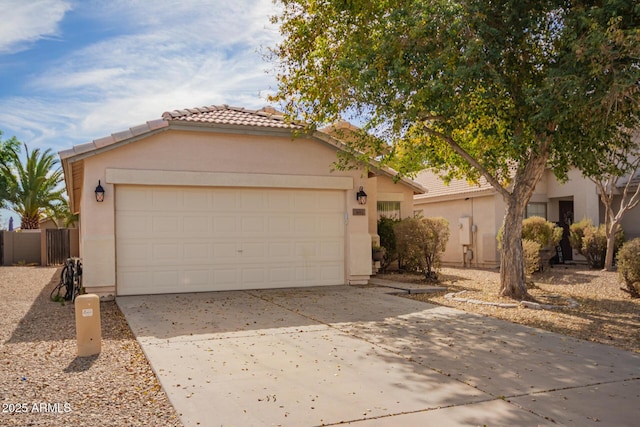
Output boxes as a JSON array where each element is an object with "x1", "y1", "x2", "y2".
[
  {"x1": 570, "y1": 219, "x2": 624, "y2": 269},
  {"x1": 377, "y1": 216, "x2": 399, "y2": 272},
  {"x1": 522, "y1": 239, "x2": 542, "y2": 276},
  {"x1": 497, "y1": 216, "x2": 561, "y2": 272},
  {"x1": 522, "y1": 216, "x2": 563, "y2": 248},
  {"x1": 616, "y1": 238, "x2": 640, "y2": 298},
  {"x1": 394, "y1": 217, "x2": 450, "y2": 280}
]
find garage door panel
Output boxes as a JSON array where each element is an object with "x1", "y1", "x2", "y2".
[
  {"x1": 184, "y1": 216, "x2": 210, "y2": 233},
  {"x1": 116, "y1": 186, "x2": 345, "y2": 295},
  {"x1": 213, "y1": 242, "x2": 240, "y2": 258},
  {"x1": 212, "y1": 217, "x2": 238, "y2": 234},
  {"x1": 117, "y1": 214, "x2": 151, "y2": 236},
  {"x1": 117, "y1": 242, "x2": 150, "y2": 266},
  {"x1": 152, "y1": 216, "x2": 182, "y2": 234},
  {"x1": 241, "y1": 242, "x2": 267, "y2": 258},
  {"x1": 213, "y1": 268, "x2": 240, "y2": 286},
  {"x1": 117, "y1": 187, "x2": 151, "y2": 209},
  {"x1": 240, "y1": 190, "x2": 266, "y2": 210},
  {"x1": 241, "y1": 216, "x2": 266, "y2": 234},
  {"x1": 183, "y1": 190, "x2": 211, "y2": 210},
  {"x1": 183, "y1": 243, "x2": 210, "y2": 260},
  {"x1": 268, "y1": 241, "x2": 293, "y2": 258},
  {"x1": 152, "y1": 243, "x2": 179, "y2": 261}
]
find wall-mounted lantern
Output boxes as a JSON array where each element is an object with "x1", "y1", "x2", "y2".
[
  {"x1": 356, "y1": 186, "x2": 367, "y2": 205},
  {"x1": 95, "y1": 180, "x2": 105, "y2": 202}
]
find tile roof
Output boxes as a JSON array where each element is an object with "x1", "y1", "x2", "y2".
[
  {"x1": 59, "y1": 105, "x2": 302, "y2": 160},
  {"x1": 162, "y1": 105, "x2": 303, "y2": 129}
]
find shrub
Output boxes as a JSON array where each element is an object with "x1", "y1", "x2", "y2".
[
  {"x1": 497, "y1": 216, "x2": 561, "y2": 272},
  {"x1": 570, "y1": 219, "x2": 624, "y2": 269},
  {"x1": 522, "y1": 239, "x2": 541, "y2": 276},
  {"x1": 394, "y1": 217, "x2": 450, "y2": 280},
  {"x1": 616, "y1": 238, "x2": 640, "y2": 298},
  {"x1": 377, "y1": 216, "x2": 400, "y2": 272},
  {"x1": 522, "y1": 216, "x2": 563, "y2": 248}
]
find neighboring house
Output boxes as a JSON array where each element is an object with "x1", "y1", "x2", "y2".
[
  {"x1": 413, "y1": 168, "x2": 640, "y2": 268},
  {"x1": 59, "y1": 105, "x2": 424, "y2": 298}
]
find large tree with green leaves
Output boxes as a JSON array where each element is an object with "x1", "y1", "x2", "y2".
[
  {"x1": 269, "y1": 0, "x2": 640, "y2": 299},
  {"x1": 0, "y1": 141, "x2": 65, "y2": 229},
  {"x1": 0, "y1": 131, "x2": 20, "y2": 209}
]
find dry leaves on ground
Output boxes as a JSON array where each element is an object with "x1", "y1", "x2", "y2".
[
  {"x1": 0, "y1": 267, "x2": 182, "y2": 426},
  {"x1": 378, "y1": 265, "x2": 640, "y2": 353}
]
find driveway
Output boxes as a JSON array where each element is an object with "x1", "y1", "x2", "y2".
[{"x1": 117, "y1": 285, "x2": 639, "y2": 426}]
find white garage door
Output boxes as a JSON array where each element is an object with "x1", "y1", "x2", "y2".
[{"x1": 115, "y1": 186, "x2": 345, "y2": 295}]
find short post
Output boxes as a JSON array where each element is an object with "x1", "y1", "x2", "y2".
[{"x1": 75, "y1": 294, "x2": 101, "y2": 357}]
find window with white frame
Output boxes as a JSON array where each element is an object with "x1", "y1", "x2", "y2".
[
  {"x1": 525, "y1": 202, "x2": 547, "y2": 219},
  {"x1": 377, "y1": 201, "x2": 401, "y2": 220}
]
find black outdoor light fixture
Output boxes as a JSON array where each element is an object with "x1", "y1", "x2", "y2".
[
  {"x1": 95, "y1": 180, "x2": 105, "y2": 202},
  {"x1": 356, "y1": 186, "x2": 367, "y2": 205}
]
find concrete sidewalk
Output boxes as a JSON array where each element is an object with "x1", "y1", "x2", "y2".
[{"x1": 118, "y1": 286, "x2": 639, "y2": 427}]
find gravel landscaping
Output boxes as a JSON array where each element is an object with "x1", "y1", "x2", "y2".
[
  {"x1": 378, "y1": 265, "x2": 640, "y2": 354},
  {"x1": 0, "y1": 267, "x2": 181, "y2": 426}
]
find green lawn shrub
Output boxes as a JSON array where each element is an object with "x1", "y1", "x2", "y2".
[
  {"x1": 394, "y1": 216, "x2": 450, "y2": 280},
  {"x1": 616, "y1": 238, "x2": 640, "y2": 298}
]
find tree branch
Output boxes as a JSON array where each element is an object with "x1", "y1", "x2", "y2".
[{"x1": 422, "y1": 125, "x2": 512, "y2": 200}]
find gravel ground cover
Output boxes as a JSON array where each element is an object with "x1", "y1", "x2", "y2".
[
  {"x1": 0, "y1": 266, "x2": 182, "y2": 426},
  {"x1": 378, "y1": 265, "x2": 640, "y2": 353}
]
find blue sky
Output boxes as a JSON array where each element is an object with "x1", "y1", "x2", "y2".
[{"x1": 0, "y1": 0, "x2": 281, "y2": 228}]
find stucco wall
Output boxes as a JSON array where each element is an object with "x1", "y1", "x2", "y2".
[
  {"x1": 414, "y1": 194, "x2": 501, "y2": 268},
  {"x1": 78, "y1": 128, "x2": 382, "y2": 294}
]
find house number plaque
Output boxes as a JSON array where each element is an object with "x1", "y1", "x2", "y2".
[{"x1": 352, "y1": 208, "x2": 366, "y2": 216}]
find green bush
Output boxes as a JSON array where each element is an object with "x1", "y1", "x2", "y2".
[
  {"x1": 616, "y1": 238, "x2": 640, "y2": 298},
  {"x1": 523, "y1": 239, "x2": 541, "y2": 276},
  {"x1": 394, "y1": 217, "x2": 450, "y2": 280},
  {"x1": 377, "y1": 216, "x2": 400, "y2": 272},
  {"x1": 496, "y1": 216, "x2": 561, "y2": 272},
  {"x1": 522, "y1": 216, "x2": 563, "y2": 248},
  {"x1": 570, "y1": 219, "x2": 624, "y2": 269}
]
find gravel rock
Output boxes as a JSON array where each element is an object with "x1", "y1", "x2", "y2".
[
  {"x1": 379, "y1": 265, "x2": 640, "y2": 353},
  {"x1": 0, "y1": 267, "x2": 182, "y2": 426}
]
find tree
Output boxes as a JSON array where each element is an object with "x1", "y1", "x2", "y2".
[
  {"x1": 584, "y1": 135, "x2": 640, "y2": 270},
  {"x1": 0, "y1": 142, "x2": 65, "y2": 229},
  {"x1": 0, "y1": 131, "x2": 20, "y2": 209},
  {"x1": 269, "y1": 0, "x2": 640, "y2": 299}
]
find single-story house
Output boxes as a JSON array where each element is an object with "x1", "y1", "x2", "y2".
[
  {"x1": 60, "y1": 105, "x2": 424, "y2": 298},
  {"x1": 413, "y1": 168, "x2": 640, "y2": 268}
]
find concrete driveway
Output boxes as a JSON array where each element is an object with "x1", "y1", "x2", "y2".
[{"x1": 118, "y1": 285, "x2": 639, "y2": 427}]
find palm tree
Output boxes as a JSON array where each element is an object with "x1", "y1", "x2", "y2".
[{"x1": 0, "y1": 143, "x2": 65, "y2": 229}]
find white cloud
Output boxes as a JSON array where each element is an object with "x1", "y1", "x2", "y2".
[
  {"x1": 0, "y1": 0, "x2": 72, "y2": 53},
  {"x1": 0, "y1": 0, "x2": 283, "y2": 153}
]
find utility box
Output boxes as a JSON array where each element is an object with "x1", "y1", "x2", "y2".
[
  {"x1": 459, "y1": 217, "x2": 472, "y2": 245},
  {"x1": 75, "y1": 294, "x2": 101, "y2": 357}
]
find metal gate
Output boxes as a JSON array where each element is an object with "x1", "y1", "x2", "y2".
[{"x1": 46, "y1": 229, "x2": 70, "y2": 265}]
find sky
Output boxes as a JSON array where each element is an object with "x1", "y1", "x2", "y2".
[{"x1": 0, "y1": 0, "x2": 282, "y2": 228}]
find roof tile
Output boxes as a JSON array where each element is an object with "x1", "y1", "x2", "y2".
[{"x1": 162, "y1": 104, "x2": 303, "y2": 130}]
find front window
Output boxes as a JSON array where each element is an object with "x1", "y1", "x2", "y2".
[
  {"x1": 377, "y1": 201, "x2": 401, "y2": 220},
  {"x1": 525, "y1": 202, "x2": 547, "y2": 219}
]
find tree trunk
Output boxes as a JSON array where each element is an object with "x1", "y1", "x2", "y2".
[
  {"x1": 499, "y1": 198, "x2": 529, "y2": 299},
  {"x1": 20, "y1": 214, "x2": 40, "y2": 230},
  {"x1": 603, "y1": 222, "x2": 618, "y2": 271}
]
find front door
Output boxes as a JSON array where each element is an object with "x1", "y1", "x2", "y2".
[{"x1": 558, "y1": 200, "x2": 574, "y2": 261}]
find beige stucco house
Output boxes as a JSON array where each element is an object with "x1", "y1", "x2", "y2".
[
  {"x1": 413, "y1": 168, "x2": 640, "y2": 268},
  {"x1": 60, "y1": 105, "x2": 424, "y2": 298}
]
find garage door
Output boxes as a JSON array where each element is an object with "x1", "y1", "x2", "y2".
[{"x1": 115, "y1": 186, "x2": 345, "y2": 295}]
